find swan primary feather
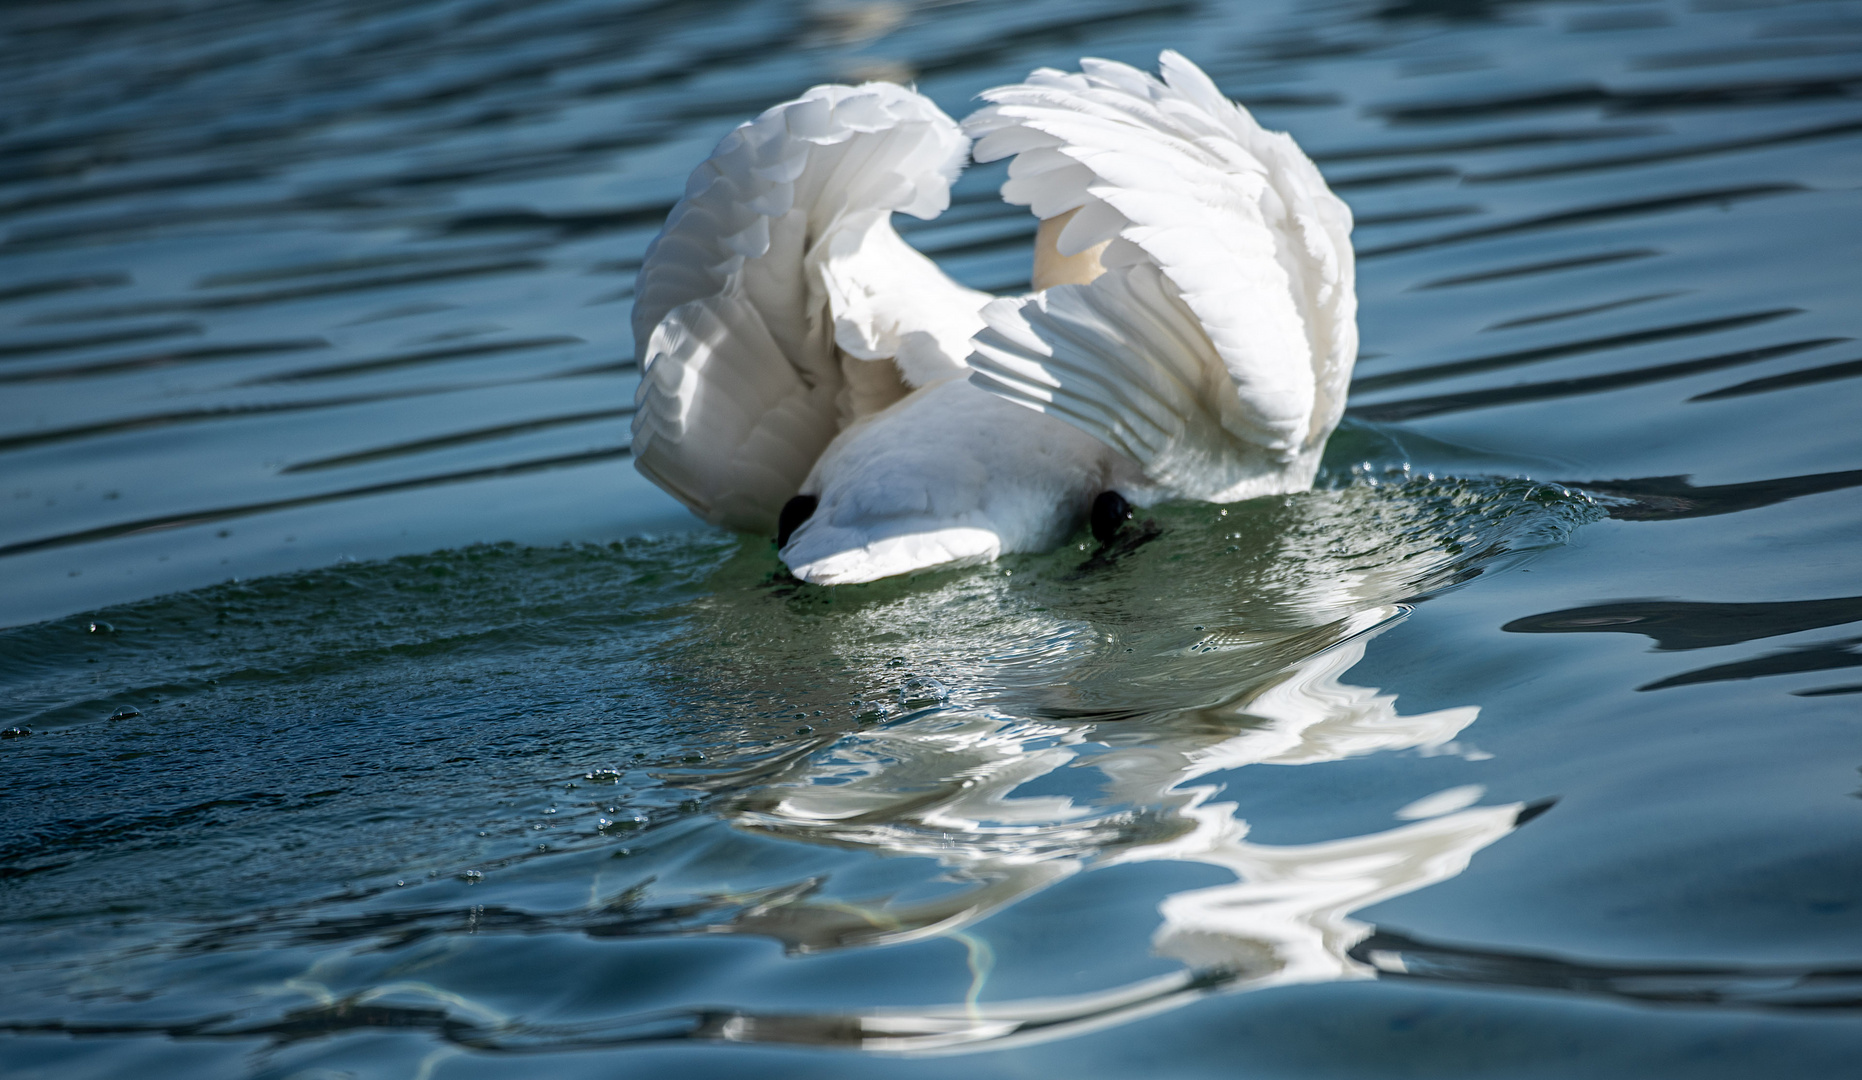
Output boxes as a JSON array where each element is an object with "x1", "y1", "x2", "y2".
[{"x1": 630, "y1": 52, "x2": 1356, "y2": 584}]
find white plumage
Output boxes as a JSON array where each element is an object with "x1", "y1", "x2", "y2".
[{"x1": 631, "y1": 52, "x2": 1356, "y2": 584}]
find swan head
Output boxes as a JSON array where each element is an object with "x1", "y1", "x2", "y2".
[
  {"x1": 783, "y1": 517, "x2": 1003, "y2": 586},
  {"x1": 775, "y1": 379, "x2": 1147, "y2": 585}
]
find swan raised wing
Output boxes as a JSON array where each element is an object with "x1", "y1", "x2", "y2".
[
  {"x1": 964, "y1": 51, "x2": 1357, "y2": 503},
  {"x1": 631, "y1": 82, "x2": 989, "y2": 533}
]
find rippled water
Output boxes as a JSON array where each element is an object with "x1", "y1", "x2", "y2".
[{"x1": 4, "y1": 0, "x2": 1861, "y2": 1076}]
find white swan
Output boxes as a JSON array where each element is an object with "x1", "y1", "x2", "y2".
[{"x1": 631, "y1": 52, "x2": 1357, "y2": 584}]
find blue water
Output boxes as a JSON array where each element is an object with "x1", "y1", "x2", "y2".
[{"x1": 3, "y1": 0, "x2": 1861, "y2": 1077}]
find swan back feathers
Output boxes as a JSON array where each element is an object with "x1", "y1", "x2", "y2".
[
  {"x1": 964, "y1": 51, "x2": 1357, "y2": 491},
  {"x1": 631, "y1": 82, "x2": 984, "y2": 532}
]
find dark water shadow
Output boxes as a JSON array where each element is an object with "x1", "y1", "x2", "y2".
[
  {"x1": 1503, "y1": 596, "x2": 1862, "y2": 651},
  {"x1": 1560, "y1": 470, "x2": 1862, "y2": 521}
]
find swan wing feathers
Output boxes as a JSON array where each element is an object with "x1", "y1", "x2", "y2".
[
  {"x1": 632, "y1": 82, "x2": 988, "y2": 532},
  {"x1": 963, "y1": 51, "x2": 1356, "y2": 498}
]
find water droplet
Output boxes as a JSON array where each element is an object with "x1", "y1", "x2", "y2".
[
  {"x1": 584, "y1": 768, "x2": 622, "y2": 784},
  {"x1": 1, "y1": 727, "x2": 31, "y2": 739},
  {"x1": 462, "y1": 869, "x2": 483, "y2": 882},
  {"x1": 898, "y1": 677, "x2": 949, "y2": 710},
  {"x1": 88, "y1": 621, "x2": 114, "y2": 634}
]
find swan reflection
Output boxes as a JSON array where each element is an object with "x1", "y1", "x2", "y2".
[{"x1": 687, "y1": 603, "x2": 1518, "y2": 1052}]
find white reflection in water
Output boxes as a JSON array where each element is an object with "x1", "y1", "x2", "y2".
[{"x1": 706, "y1": 605, "x2": 1519, "y2": 1053}]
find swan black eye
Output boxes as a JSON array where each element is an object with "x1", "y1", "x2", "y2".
[
  {"x1": 777, "y1": 494, "x2": 818, "y2": 548},
  {"x1": 1091, "y1": 491, "x2": 1132, "y2": 546}
]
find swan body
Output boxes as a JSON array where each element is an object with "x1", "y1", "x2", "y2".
[
  {"x1": 783, "y1": 378, "x2": 1150, "y2": 583},
  {"x1": 631, "y1": 52, "x2": 1356, "y2": 583}
]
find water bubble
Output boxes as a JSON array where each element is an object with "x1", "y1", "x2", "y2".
[
  {"x1": 109, "y1": 707, "x2": 140, "y2": 721},
  {"x1": 886, "y1": 656, "x2": 909, "y2": 668},
  {"x1": 462, "y1": 870, "x2": 483, "y2": 882},
  {"x1": 88, "y1": 621, "x2": 114, "y2": 634},
  {"x1": 898, "y1": 676, "x2": 949, "y2": 710}
]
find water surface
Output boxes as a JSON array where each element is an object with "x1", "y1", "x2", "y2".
[{"x1": 3, "y1": 0, "x2": 1861, "y2": 1077}]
